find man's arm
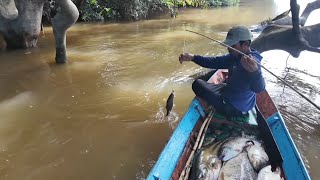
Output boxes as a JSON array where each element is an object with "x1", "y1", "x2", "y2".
[
  {"x1": 179, "y1": 53, "x2": 233, "y2": 69},
  {"x1": 192, "y1": 54, "x2": 234, "y2": 69},
  {"x1": 249, "y1": 69, "x2": 266, "y2": 93},
  {"x1": 241, "y1": 54, "x2": 266, "y2": 93}
]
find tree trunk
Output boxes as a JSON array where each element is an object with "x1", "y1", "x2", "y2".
[
  {"x1": 0, "y1": 0, "x2": 18, "y2": 20},
  {"x1": 52, "y1": 0, "x2": 79, "y2": 63},
  {"x1": 0, "y1": 0, "x2": 46, "y2": 48},
  {"x1": 0, "y1": 0, "x2": 79, "y2": 64}
]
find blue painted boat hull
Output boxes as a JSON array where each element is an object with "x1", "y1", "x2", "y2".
[
  {"x1": 267, "y1": 112, "x2": 310, "y2": 180},
  {"x1": 147, "y1": 99, "x2": 205, "y2": 180}
]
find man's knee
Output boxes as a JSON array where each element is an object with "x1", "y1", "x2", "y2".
[{"x1": 192, "y1": 79, "x2": 204, "y2": 93}]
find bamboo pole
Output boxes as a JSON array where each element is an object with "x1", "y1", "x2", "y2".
[
  {"x1": 198, "y1": 112, "x2": 213, "y2": 149},
  {"x1": 179, "y1": 111, "x2": 214, "y2": 180}
]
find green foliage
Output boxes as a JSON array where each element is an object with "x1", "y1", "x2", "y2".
[
  {"x1": 79, "y1": 0, "x2": 120, "y2": 21},
  {"x1": 185, "y1": 0, "x2": 209, "y2": 7},
  {"x1": 162, "y1": 0, "x2": 209, "y2": 17},
  {"x1": 163, "y1": 0, "x2": 208, "y2": 8},
  {"x1": 79, "y1": 0, "x2": 104, "y2": 21},
  {"x1": 207, "y1": 0, "x2": 239, "y2": 7},
  {"x1": 161, "y1": 0, "x2": 238, "y2": 17},
  {"x1": 162, "y1": 0, "x2": 238, "y2": 8},
  {"x1": 74, "y1": 0, "x2": 239, "y2": 22}
]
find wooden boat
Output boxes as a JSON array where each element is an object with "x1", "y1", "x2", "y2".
[{"x1": 147, "y1": 69, "x2": 311, "y2": 180}]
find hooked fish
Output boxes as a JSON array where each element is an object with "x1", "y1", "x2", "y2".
[
  {"x1": 165, "y1": 90, "x2": 174, "y2": 117},
  {"x1": 246, "y1": 141, "x2": 269, "y2": 172},
  {"x1": 190, "y1": 140, "x2": 227, "y2": 180},
  {"x1": 257, "y1": 165, "x2": 284, "y2": 180},
  {"x1": 218, "y1": 152, "x2": 257, "y2": 180},
  {"x1": 217, "y1": 137, "x2": 254, "y2": 162}
]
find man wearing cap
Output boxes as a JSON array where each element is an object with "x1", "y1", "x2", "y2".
[{"x1": 179, "y1": 25, "x2": 265, "y2": 118}]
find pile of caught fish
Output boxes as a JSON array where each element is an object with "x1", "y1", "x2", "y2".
[{"x1": 189, "y1": 135, "x2": 284, "y2": 180}]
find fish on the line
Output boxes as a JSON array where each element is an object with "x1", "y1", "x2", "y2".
[{"x1": 165, "y1": 90, "x2": 174, "y2": 117}]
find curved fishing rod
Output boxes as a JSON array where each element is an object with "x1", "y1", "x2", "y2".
[{"x1": 186, "y1": 29, "x2": 320, "y2": 111}]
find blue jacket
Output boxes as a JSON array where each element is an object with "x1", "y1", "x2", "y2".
[{"x1": 193, "y1": 50, "x2": 265, "y2": 112}]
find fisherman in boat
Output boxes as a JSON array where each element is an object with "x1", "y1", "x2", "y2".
[{"x1": 179, "y1": 25, "x2": 266, "y2": 120}]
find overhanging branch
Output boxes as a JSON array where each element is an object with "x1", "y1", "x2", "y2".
[
  {"x1": 271, "y1": 0, "x2": 320, "y2": 26},
  {"x1": 300, "y1": 0, "x2": 320, "y2": 26},
  {"x1": 252, "y1": 0, "x2": 320, "y2": 57},
  {"x1": 290, "y1": 0, "x2": 301, "y2": 34}
]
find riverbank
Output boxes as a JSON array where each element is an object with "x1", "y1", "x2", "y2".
[{"x1": 42, "y1": 0, "x2": 240, "y2": 23}]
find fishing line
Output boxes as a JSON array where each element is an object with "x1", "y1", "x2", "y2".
[
  {"x1": 171, "y1": 32, "x2": 186, "y2": 92},
  {"x1": 285, "y1": 54, "x2": 291, "y2": 72},
  {"x1": 283, "y1": 54, "x2": 291, "y2": 80},
  {"x1": 281, "y1": 54, "x2": 292, "y2": 96},
  {"x1": 183, "y1": 37, "x2": 186, "y2": 53},
  {"x1": 186, "y1": 29, "x2": 320, "y2": 111}
]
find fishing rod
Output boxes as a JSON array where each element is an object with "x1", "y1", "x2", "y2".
[{"x1": 186, "y1": 29, "x2": 320, "y2": 111}]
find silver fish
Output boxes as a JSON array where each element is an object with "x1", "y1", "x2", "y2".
[
  {"x1": 190, "y1": 140, "x2": 227, "y2": 180},
  {"x1": 257, "y1": 165, "x2": 284, "y2": 180},
  {"x1": 246, "y1": 141, "x2": 269, "y2": 172},
  {"x1": 218, "y1": 152, "x2": 257, "y2": 180},
  {"x1": 192, "y1": 153, "x2": 221, "y2": 180},
  {"x1": 218, "y1": 137, "x2": 254, "y2": 161}
]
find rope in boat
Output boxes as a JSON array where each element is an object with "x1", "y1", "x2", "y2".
[
  {"x1": 179, "y1": 110, "x2": 214, "y2": 180},
  {"x1": 186, "y1": 30, "x2": 320, "y2": 111}
]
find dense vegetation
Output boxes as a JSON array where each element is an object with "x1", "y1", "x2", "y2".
[{"x1": 43, "y1": 0, "x2": 239, "y2": 22}]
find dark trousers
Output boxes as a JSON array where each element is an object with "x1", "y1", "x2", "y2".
[{"x1": 192, "y1": 79, "x2": 244, "y2": 118}]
